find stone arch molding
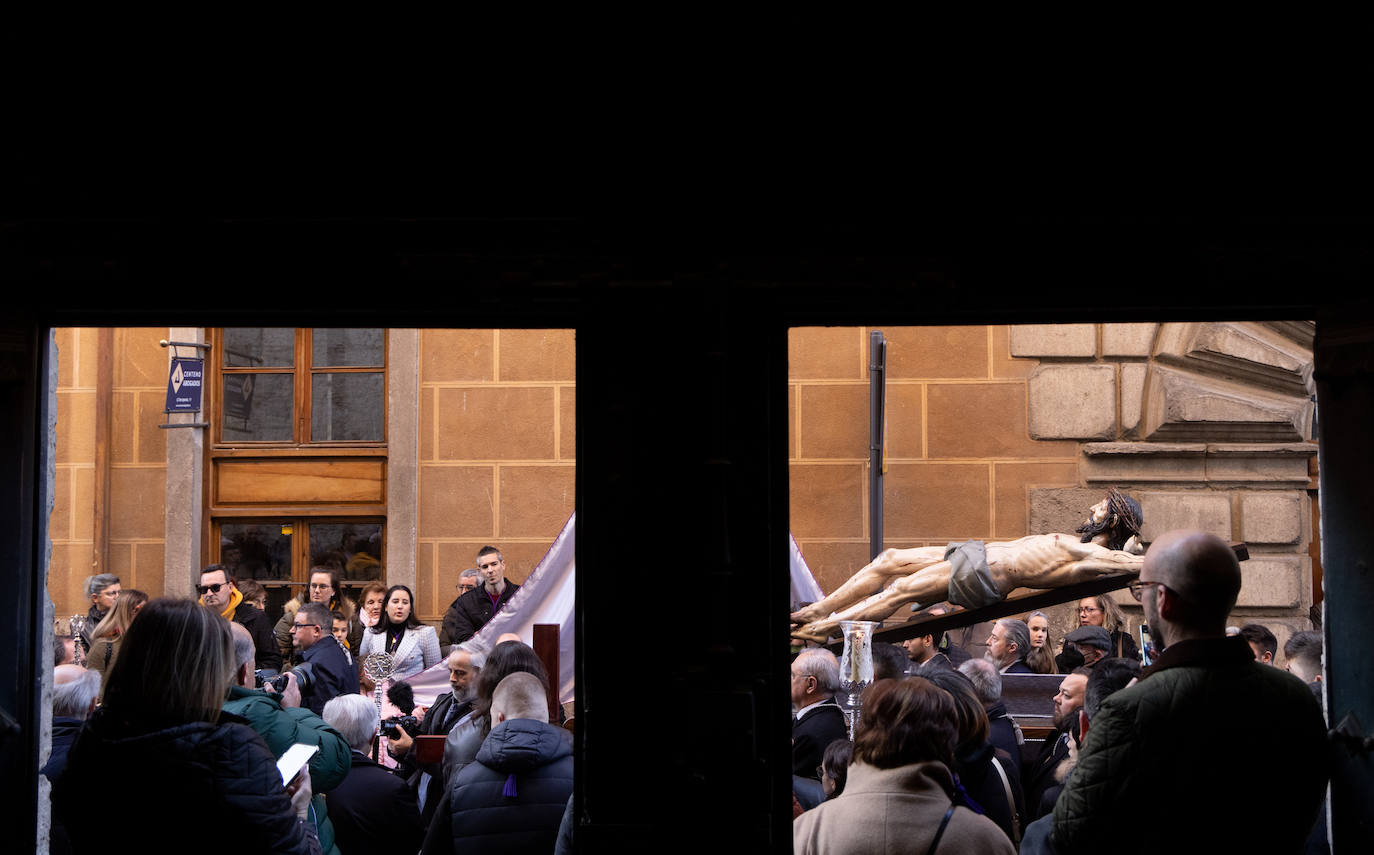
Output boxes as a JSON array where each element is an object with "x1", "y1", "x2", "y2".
[{"x1": 1141, "y1": 321, "x2": 1314, "y2": 442}]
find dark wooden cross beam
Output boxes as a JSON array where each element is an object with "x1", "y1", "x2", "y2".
[{"x1": 824, "y1": 542, "x2": 1249, "y2": 653}]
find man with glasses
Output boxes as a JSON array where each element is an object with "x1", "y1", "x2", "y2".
[
  {"x1": 199, "y1": 564, "x2": 281, "y2": 674},
  {"x1": 282, "y1": 602, "x2": 360, "y2": 717},
  {"x1": 443, "y1": 547, "x2": 522, "y2": 645},
  {"x1": 1050, "y1": 530, "x2": 1328, "y2": 853},
  {"x1": 438, "y1": 568, "x2": 484, "y2": 649}
]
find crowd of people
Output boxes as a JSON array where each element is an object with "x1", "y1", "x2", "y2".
[
  {"x1": 791, "y1": 528, "x2": 1332, "y2": 854},
  {"x1": 45, "y1": 545, "x2": 573, "y2": 855}
]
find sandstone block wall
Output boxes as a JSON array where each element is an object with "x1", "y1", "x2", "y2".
[
  {"x1": 792, "y1": 322, "x2": 1320, "y2": 661},
  {"x1": 417, "y1": 329, "x2": 575, "y2": 619},
  {"x1": 50, "y1": 328, "x2": 169, "y2": 622}
]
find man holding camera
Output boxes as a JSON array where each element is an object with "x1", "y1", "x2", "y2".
[{"x1": 284, "y1": 602, "x2": 360, "y2": 717}]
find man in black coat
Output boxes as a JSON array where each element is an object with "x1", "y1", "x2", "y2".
[
  {"x1": 437, "y1": 569, "x2": 482, "y2": 649},
  {"x1": 323, "y1": 693, "x2": 424, "y2": 855},
  {"x1": 441, "y1": 545, "x2": 520, "y2": 644},
  {"x1": 1022, "y1": 668, "x2": 1088, "y2": 820},
  {"x1": 791, "y1": 648, "x2": 848, "y2": 779},
  {"x1": 199, "y1": 564, "x2": 283, "y2": 673},
  {"x1": 386, "y1": 644, "x2": 484, "y2": 824},
  {"x1": 287, "y1": 602, "x2": 361, "y2": 717}
]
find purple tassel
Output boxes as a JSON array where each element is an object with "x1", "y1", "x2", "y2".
[{"x1": 502, "y1": 773, "x2": 518, "y2": 798}]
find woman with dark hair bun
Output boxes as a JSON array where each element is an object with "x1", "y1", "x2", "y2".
[
  {"x1": 793, "y1": 677, "x2": 1015, "y2": 854},
  {"x1": 358, "y1": 584, "x2": 441, "y2": 681},
  {"x1": 53, "y1": 598, "x2": 319, "y2": 854}
]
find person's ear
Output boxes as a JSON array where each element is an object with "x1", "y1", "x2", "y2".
[
  {"x1": 497, "y1": 712, "x2": 507, "y2": 723},
  {"x1": 1078, "y1": 709, "x2": 1090, "y2": 741},
  {"x1": 237, "y1": 663, "x2": 250, "y2": 687}
]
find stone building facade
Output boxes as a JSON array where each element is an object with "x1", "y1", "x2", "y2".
[
  {"x1": 789, "y1": 321, "x2": 1319, "y2": 656},
  {"x1": 50, "y1": 321, "x2": 1317, "y2": 657}
]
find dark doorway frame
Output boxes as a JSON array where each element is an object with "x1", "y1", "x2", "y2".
[{"x1": 5, "y1": 214, "x2": 1373, "y2": 852}]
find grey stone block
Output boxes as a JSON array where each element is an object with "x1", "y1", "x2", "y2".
[
  {"x1": 1204, "y1": 443, "x2": 1315, "y2": 486},
  {"x1": 1234, "y1": 555, "x2": 1304, "y2": 609},
  {"x1": 1240, "y1": 491, "x2": 1304, "y2": 545},
  {"x1": 1142, "y1": 366, "x2": 1312, "y2": 442},
  {"x1": 1138, "y1": 492, "x2": 1232, "y2": 541},
  {"x1": 1028, "y1": 364, "x2": 1116, "y2": 440},
  {"x1": 1102, "y1": 323, "x2": 1158, "y2": 358},
  {"x1": 1010, "y1": 324, "x2": 1096, "y2": 358},
  {"x1": 1121, "y1": 363, "x2": 1147, "y2": 434},
  {"x1": 1082, "y1": 442, "x2": 1208, "y2": 484}
]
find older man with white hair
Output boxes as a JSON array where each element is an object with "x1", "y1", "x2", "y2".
[
  {"x1": 324, "y1": 694, "x2": 424, "y2": 855},
  {"x1": 387, "y1": 641, "x2": 486, "y2": 823},
  {"x1": 791, "y1": 647, "x2": 847, "y2": 780}
]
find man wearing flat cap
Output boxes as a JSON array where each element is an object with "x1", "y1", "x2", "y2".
[{"x1": 1064, "y1": 626, "x2": 1112, "y2": 668}]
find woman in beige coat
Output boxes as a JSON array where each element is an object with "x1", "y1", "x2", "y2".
[{"x1": 793, "y1": 677, "x2": 1014, "y2": 855}]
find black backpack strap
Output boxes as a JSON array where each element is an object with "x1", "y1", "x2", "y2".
[{"x1": 924, "y1": 804, "x2": 955, "y2": 855}]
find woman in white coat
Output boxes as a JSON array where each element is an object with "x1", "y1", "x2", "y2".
[{"x1": 359, "y1": 584, "x2": 441, "y2": 681}]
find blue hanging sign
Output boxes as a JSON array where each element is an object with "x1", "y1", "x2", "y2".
[{"x1": 165, "y1": 356, "x2": 204, "y2": 413}]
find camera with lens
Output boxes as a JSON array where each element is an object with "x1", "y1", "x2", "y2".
[
  {"x1": 381, "y1": 715, "x2": 420, "y2": 739},
  {"x1": 260, "y1": 671, "x2": 292, "y2": 694}
]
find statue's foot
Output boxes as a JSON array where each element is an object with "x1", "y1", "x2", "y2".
[{"x1": 790, "y1": 607, "x2": 822, "y2": 625}]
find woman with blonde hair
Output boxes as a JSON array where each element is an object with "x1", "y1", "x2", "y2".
[
  {"x1": 85, "y1": 588, "x2": 148, "y2": 683},
  {"x1": 53, "y1": 598, "x2": 319, "y2": 853},
  {"x1": 1023, "y1": 610, "x2": 1058, "y2": 675},
  {"x1": 1058, "y1": 594, "x2": 1139, "y2": 670}
]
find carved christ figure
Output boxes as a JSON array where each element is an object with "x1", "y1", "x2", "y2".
[{"x1": 791, "y1": 489, "x2": 1145, "y2": 642}]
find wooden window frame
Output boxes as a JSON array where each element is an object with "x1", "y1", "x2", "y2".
[
  {"x1": 211, "y1": 327, "x2": 389, "y2": 449},
  {"x1": 206, "y1": 328, "x2": 389, "y2": 588}
]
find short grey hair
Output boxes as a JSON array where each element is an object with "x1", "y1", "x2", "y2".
[
  {"x1": 794, "y1": 648, "x2": 840, "y2": 694},
  {"x1": 53, "y1": 669, "x2": 102, "y2": 719},
  {"x1": 491, "y1": 671, "x2": 549, "y2": 724},
  {"x1": 83, "y1": 573, "x2": 120, "y2": 599},
  {"x1": 996, "y1": 618, "x2": 1031, "y2": 662},
  {"x1": 323, "y1": 693, "x2": 379, "y2": 752},
  {"x1": 958, "y1": 657, "x2": 1002, "y2": 705},
  {"x1": 228, "y1": 621, "x2": 255, "y2": 669},
  {"x1": 455, "y1": 640, "x2": 486, "y2": 670},
  {"x1": 459, "y1": 568, "x2": 481, "y2": 583}
]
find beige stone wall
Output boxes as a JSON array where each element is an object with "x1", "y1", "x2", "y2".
[
  {"x1": 790, "y1": 322, "x2": 1319, "y2": 656},
  {"x1": 50, "y1": 328, "x2": 169, "y2": 622},
  {"x1": 416, "y1": 330, "x2": 576, "y2": 620},
  {"x1": 789, "y1": 326, "x2": 1080, "y2": 597}
]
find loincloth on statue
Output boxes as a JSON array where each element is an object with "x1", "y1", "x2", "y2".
[{"x1": 944, "y1": 540, "x2": 1004, "y2": 609}]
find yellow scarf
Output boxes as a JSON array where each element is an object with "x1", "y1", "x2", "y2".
[{"x1": 201, "y1": 586, "x2": 243, "y2": 622}]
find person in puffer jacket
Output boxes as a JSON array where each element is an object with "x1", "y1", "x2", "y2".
[{"x1": 440, "y1": 671, "x2": 573, "y2": 855}]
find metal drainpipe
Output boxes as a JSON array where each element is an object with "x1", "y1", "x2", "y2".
[{"x1": 870, "y1": 330, "x2": 887, "y2": 561}]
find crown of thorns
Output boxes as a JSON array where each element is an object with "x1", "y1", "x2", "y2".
[{"x1": 1105, "y1": 488, "x2": 1142, "y2": 536}]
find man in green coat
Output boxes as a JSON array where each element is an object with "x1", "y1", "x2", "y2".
[
  {"x1": 1050, "y1": 530, "x2": 1328, "y2": 854},
  {"x1": 225, "y1": 622, "x2": 352, "y2": 855}
]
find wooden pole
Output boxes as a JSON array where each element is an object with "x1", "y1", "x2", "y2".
[{"x1": 533, "y1": 623, "x2": 560, "y2": 723}]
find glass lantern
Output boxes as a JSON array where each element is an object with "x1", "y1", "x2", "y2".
[{"x1": 838, "y1": 619, "x2": 880, "y2": 739}]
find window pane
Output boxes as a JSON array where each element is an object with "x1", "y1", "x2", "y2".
[
  {"x1": 310, "y1": 522, "x2": 384, "y2": 582},
  {"x1": 312, "y1": 329, "x2": 384, "y2": 367},
  {"x1": 311, "y1": 372, "x2": 384, "y2": 441},
  {"x1": 224, "y1": 328, "x2": 296, "y2": 368},
  {"x1": 219, "y1": 523, "x2": 292, "y2": 582},
  {"x1": 222, "y1": 373, "x2": 294, "y2": 441}
]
